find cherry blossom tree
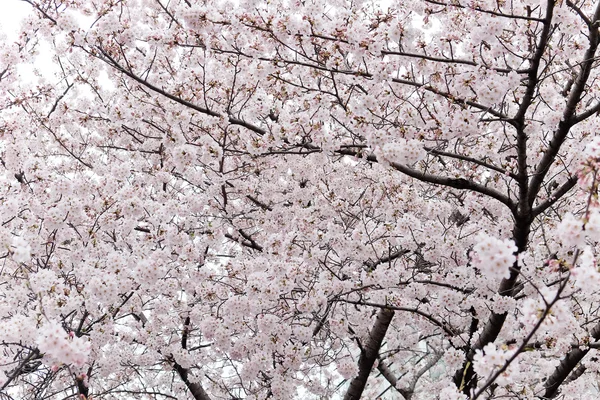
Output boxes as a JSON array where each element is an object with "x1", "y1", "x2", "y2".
[{"x1": 3, "y1": 0, "x2": 600, "y2": 399}]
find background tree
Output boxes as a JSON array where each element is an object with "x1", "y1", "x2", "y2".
[{"x1": 2, "y1": 0, "x2": 600, "y2": 399}]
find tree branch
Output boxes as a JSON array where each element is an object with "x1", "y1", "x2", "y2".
[
  {"x1": 343, "y1": 309, "x2": 395, "y2": 400},
  {"x1": 95, "y1": 46, "x2": 266, "y2": 136},
  {"x1": 391, "y1": 78, "x2": 510, "y2": 122},
  {"x1": 543, "y1": 321, "x2": 600, "y2": 398},
  {"x1": 172, "y1": 363, "x2": 212, "y2": 400},
  {"x1": 172, "y1": 316, "x2": 212, "y2": 400},
  {"x1": 339, "y1": 299, "x2": 458, "y2": 338},
  {"x1": 423, "y1": 0, "x2": 545, "y2": 22},
  {"x1": 336, "y1": 148, "x2": 515, "y2": 210},
  {"x1": 424, "y1": 146, "x2": 517, "y2": 180},
  {"x1": 528, "y1": 2, "x2": 600, "y2": 204},
  {"x1": 532, "y1": 175, "x2": 578, "y2": 217}
]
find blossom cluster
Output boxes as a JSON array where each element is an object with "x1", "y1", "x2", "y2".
[
  {"x1": 12, "y1": 236, "x2": 31, "y2": 263},
  {"x1": 337, "y1": 357, "x2": 359, "y2": 379},
  {"x1": 381, "y1": 139, "x2": 426, "y2": 165},
  {"x1": 519, "y1": 286, "x2": 577, "y2": 342},
  {"x1": 472, "y1": 343, "x2": 518, "y2": 387},
  {"x1": 571, "y1": 246, "x2": 600, "y2": 295},
  {"x1": 557, "y1": 213, "x2": 586, "y2": 248},
  {"x1": 36, "y1": 321, "x2": 90, "y2": 368},
  {"x1": 471, "y1": 234, "x2": 517, "y2": 281}
]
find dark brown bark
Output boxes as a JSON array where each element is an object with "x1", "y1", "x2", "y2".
[
  {"x1": 343, "y1": 309, "x2": 395, "y2": 400},
  {"x1": 454, "y1": 214, "x2": 532, "y2": 392},
  {"x1": 172, "y1": 317, "x2": 212, "y2": 400},
  {"x1": 543, "y1": 348, "x2": 588, "y2": 399},
  {"x1": 528, "y1": 1, "x2": 600, "y2": 204},
  {"x1": 543, "y1": 322, "x2": 600, "y2": 398},
  {"x1": 76, "y1": 375, "x2": 89, "y2": 399},
  {"x1": 173, "y1": 363, "x2": 212, "y2": 400}
]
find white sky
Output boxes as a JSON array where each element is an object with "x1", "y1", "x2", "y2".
[
  {"x1": 0, "y1": 0, "x2": 31, "y2": 39},
  {"x1": 0, "y1": 0, "x2": 64, "y2": 86}
]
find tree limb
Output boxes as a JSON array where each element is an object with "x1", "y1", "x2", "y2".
[{"x1": 343, "y1": 309, "x2": 395, "y2": 400}]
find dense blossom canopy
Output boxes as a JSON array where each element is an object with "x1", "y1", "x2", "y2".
[{"x1": 2, "y1": 0, "x2": 600, "y2": 399}]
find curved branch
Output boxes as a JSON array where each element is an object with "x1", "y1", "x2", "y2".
[
  {"x1": 423, "y1": 0, "x2": 545, "y2": 22},
  {"x1": 336, "y1": 148, "x2": 515, "y2": 210},
  {"x1": 543, "y1": 322, "x2": 600, "y2": 398},
  {"x1": 94, "y1": 46, "x2": 266, "y2": 136},
  {"x1": 528, "y1": 2, "x2": 600, "y2": 204},
  {"x1": 424, "y1": 146, "x2": 517, "y2": 180},
  {"x1": 391, "y1": 78, "x2": 510, "y2": 122},
  {"x1": 340, "y1": 299, "x2": 458, "y2": 338},
  {"x1": 532, "y1": 175, "x2": 578, "y2": 217}
]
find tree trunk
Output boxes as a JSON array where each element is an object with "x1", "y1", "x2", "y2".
[
  {"x1": 543, "y1": 321, "x2": 600, "y2": 398},
  {"x1": 344, "y1": 309, "x2": 395, "y2": 400},
  {"x1": 173, "y1": 362, "x2": 212, "y2": 400}
]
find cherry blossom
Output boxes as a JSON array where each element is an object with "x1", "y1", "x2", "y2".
[
  {"x1": 471, "y1": 234, "x2": 517, "y2": 281},
  {"x1": 3, "y1": 0, "x2": 600, "y2": 399},
  {"x1": 36, "y1": 321, "x2": 90, "y2": 368}
]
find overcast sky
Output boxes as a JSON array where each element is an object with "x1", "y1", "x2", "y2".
[{"x1": 1, "y1": 0, "x2": 31, "y2": 39}]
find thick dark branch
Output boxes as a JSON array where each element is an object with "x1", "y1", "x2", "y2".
[
  {"x1": 173, "y1": 362, "x2": 212, "y2": 400},
  {"x1": 391, "y1": 78, "x2": 510, "y2": 122},
  {"x1": 411, "y1": 279, "x2": 474, "y2": 294},
  {"x1": 363, "y1": 249, "x2": 410, "y2": 272},
  {"x1": 564, "y1": 363, "x2": 587, "y2": 385},
  {"x1": 343, "y1": 309, "x2": 395, "y2": 400},
  {"x1": 543, "y1": 322, "x2": 600, "y2": 398},
  {"x1": 182, "y1": 316, "x2": 191, "y2": 350},
  {"x1": 532, "y1": 175, "x2": 578, "y2": 217},
  {"x1": 566, "y1": 0, "x2": 592, "y2": 26},
  {"x1": 340, "y1": 300, "x2": 458, "y2": 338},
  {"x1": 423, "y1": 0, "x2": 545, "y2": 22},
  {"x1": 381, "y1": 50, "x2": 477, "y2": 66},
  {"x1": 471, "y1": 277, "x2": 569, "y2": 399},
  {"x1": 424, "y1": 147, "x2": 516, "y2": 179},
  {"x1": 75, "y1": 374, "x2": 89, "y2": 399},
  {"x1": 528, "y1": 2, "x2": 600, "y2": 203},
  {"x1": 336, "y1": 148, "x2": 515, "y2": 210},
  {"x1": 376, "y1": 358, "x2": 408, "y2": 399},
  {"x1": 573, "y1": 99, "x2": 600, "y2": 123},
  {"x1": 544, "y1": 348, "x2": 588, "y2": 398},
  {"x1": 382, "y1": 50, "x2": 476, "y2": 66},
  {"x1": 452, "y1": 260, "x2": 523, "y2": 393},
  {"x1": 513, "y1": 0, "x2": 555, "y2": 124},
  {"x1": 246, "y1": 195, "x2": 273, "y2": 211},
  {"x1": 453, "y1": 207, "x2": 531, "y2": 394},
  {"x1": 95, "y1": 46, "x2": 266, "y2": 136},
  {"x1": 514, "y1": 0, "x2": 555, "y2": 216},
  {"x1": 224, "y1": 229, "x2": 264, "y2": 252}
]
